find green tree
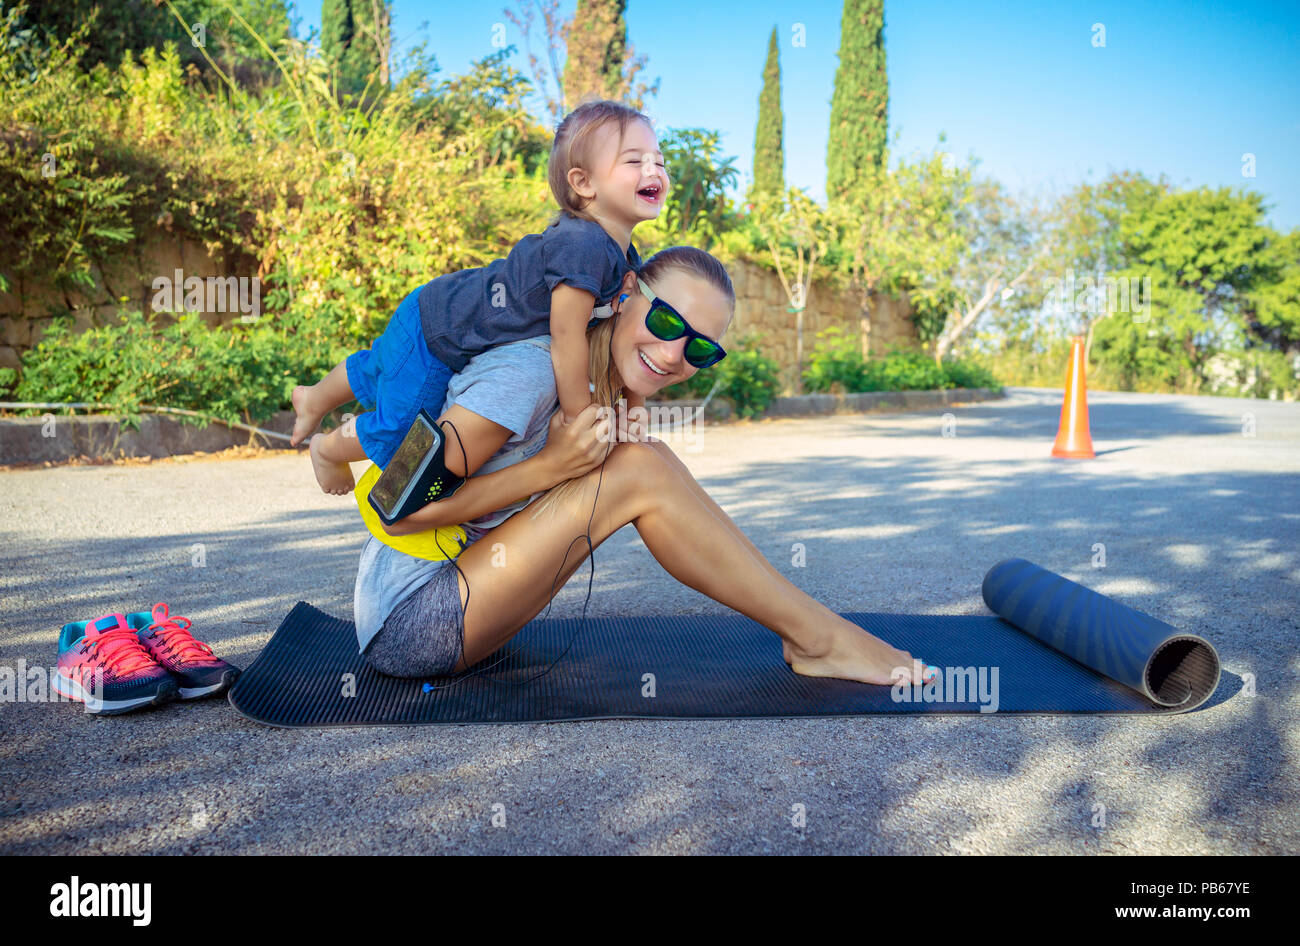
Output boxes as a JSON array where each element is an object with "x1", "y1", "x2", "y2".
[
  {"x1": 564, "y1": 0, "x2": 625, "y2": 102},
  {"x1": 826, "y1": 0, "x2": 887, "y2": 207},
  {"x1": 410, "y1": 47, "x2": 550, "y2": 176},
  {"x1": 1096, "y1": 186, "x2": 1289, "y2": 392},
  {"x1": 1040, "y1": 170, "x2": 1168, "y2": 363},
  {"x1": 1242, "y1": 228, "x2": 1300, "y2": 353},
  {"x1": 193, "y1": 0, "x2": 293, "y2": 83},
  {"x1": 561, "y1": 0, "x2": 657, "y2": 110},
  {"x1": 655, "y1": 128, "x2": 739, "y2": 250},
  {"x1": 750, "y1": 187, "x2": 836, "y2": 394},
  {"x1": 321, "y1": 0, "x2": 390, "y2": 99},
  {"x1": 9, "y1": 0, "x2": 178, "y2": 71},
  {"x1": 825, "y1": 146, "x2": 970, "y2": 358},
  {"x1": 1050, "y1": 171, "x2": 1166, "y2": 280},
  {"x1": 931, "y1": 175, "x2": 1044, "y2": 362},
  {"x1": 10, "y1": 0, "x2": 292, "y2": 78},
  {"x1": 751, "y1": 26, "x2": 784, "y2": 203}
]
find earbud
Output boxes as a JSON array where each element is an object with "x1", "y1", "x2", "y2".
[{"x1": 619, "y1": 293, "x2": 628, "y2": 303}]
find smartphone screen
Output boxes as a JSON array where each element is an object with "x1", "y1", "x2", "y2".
[{"x1": 371, "y1": 415, "x2": 439, "y2": 520}]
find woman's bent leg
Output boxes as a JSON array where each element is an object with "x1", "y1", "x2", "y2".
[
  {"x1": 449, "y1": 441, "x2": 935, "y2": 686},
  {"x1": 640, "y1": 437, "x2": 798, "y2": 593}
]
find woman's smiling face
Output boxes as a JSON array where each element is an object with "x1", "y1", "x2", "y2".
[{"x1": 608, "y1": 268, "x2": 732, "y2": 398}]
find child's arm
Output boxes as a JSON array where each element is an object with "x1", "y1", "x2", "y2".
[{"x1": 550, "y1": 284, "x2": 597, "y2": 423}]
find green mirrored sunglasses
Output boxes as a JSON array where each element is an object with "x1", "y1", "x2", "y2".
[{"x1": 637, "y1": 278, "x2": 727, "y2": 369}]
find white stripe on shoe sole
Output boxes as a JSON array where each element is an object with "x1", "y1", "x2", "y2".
[
  {"x1": 53, "y1": 674, "x2": 164, "y2": 713},
  {"x1": 178, "y1": 670, "x2": 237, "y2": 699}
]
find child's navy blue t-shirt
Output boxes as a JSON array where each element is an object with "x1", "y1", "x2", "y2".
[{"x1": 417, "y1": 212, "x2": 642, "y2": 373}]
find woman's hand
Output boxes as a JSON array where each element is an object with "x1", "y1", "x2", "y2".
[{"x1": 538, "y1": 403, "x2": 614, "y2": 484}]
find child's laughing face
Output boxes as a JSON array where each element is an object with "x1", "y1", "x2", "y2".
[{"x1": 568, "y1": 119, "x2": 670, "y2": 225}]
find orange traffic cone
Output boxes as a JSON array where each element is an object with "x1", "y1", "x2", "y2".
[{"x1": 1051, "y1": 335, "x2": 1095, "y2": 459}]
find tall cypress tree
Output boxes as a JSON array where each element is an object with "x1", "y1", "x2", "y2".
[
  {"x1": 321, "y1": 0, "x2": 391, "y2": 98},
  {"x1": 826, "y1": 0, "x2": 888, "y2": 205},
  {"x1": 751, "y1": 26, "x2": 785, "y2": 203},
  {"x1": 321, "y1": 0, "x2": 354, "y2": 81},
  {"x1": 564, "y1": 0, "x2": 629, "y2": 105}
]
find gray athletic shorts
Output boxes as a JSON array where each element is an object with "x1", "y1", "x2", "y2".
[{"x1": 364, "y1": 562, "x2": 465, "y2": 677}]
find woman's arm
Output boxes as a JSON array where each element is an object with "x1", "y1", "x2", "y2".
[
  {"x1": 382, "y1": 403, "x2": 539, "y2": 535},
  {"x1": 382, "y1": 402, "x2": 610, "y2": 535},
  {"x1": 382, "y1": 450, "x2": 558, "y2": 535}
]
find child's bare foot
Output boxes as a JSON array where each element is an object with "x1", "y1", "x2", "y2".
[
  {"x1": 783, "y1": 624, "x2": 938, "y2": 687},
  {"x1": 309, "y1": 433, "x2": 356, "y2": 495},
  {"x1": 290, "y1": 384, "x2": 325, "y2": 447}
]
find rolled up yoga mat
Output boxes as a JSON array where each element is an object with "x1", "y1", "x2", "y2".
[
  {"x1": 228, "y1": 559, "x2": 1228, "y2": 727},
  {"x1": 981, "y1": 557, "x2": 1220, "y2": 711}
]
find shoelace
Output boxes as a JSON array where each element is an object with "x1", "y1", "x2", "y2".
[
  {"x1": 147, "y1": 603, "x2": 218, "y2": 664},
  {"x1": 83, "y1": 624, "x2": 158, "y2": 676}
]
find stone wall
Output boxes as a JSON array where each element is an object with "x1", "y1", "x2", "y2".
[
  {"x1": 1, "y1": 237, "x2": 923, "y2": 397},
  {"x1": 723, "y1": 257, "x2": 919, "y2": 393},
  {"x1": 0, "y1": 233, "x2": 247, "y2": 372}
]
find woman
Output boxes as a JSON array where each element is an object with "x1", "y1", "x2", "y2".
[{"x1": 353, "y1": 247, "x2": 939, "y2": 687}]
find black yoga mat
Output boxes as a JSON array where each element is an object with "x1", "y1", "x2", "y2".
[
  {"x1": 228, "y1": 558, "x2": 1226, "y2": 726},
  {"x1": 981, "y1": 557, "x2": 1221, "y2": 711}
]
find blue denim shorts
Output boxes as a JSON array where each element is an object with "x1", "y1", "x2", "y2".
[{"x1": 345, "y1": 288, "x2": 454, "y2": 469}]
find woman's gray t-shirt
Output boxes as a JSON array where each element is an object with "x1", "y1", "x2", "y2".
[{"x1": 352, "y1": 335, "x2": 559, "y2": 654}]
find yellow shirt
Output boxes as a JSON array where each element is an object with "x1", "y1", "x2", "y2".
[{"x1": 354, "y1": 462, "x2": 469, "y2": 562}]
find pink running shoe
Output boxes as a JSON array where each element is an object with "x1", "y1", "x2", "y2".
[
  {"x1": 131, "y1": 603, "x2": 240, "y2": 700},
  {"x1": 55, "y1": 614, "x2": 178, "y2": 714}
]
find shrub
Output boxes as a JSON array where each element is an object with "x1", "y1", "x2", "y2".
[
  {"x1": 4, "y1": 306, "x2": 344, "y2": 430},
  {"x1": 0, "y1": 8, "x2": 554, "y2": 416},
  {"x1": 802, "y1": 327, "x2": 999, "y2": 393},
  {"x1": 939, "y1": 354, "x2": 1000, "y2": 390},
  {"x1": 801, "y1": 325, "x2": 866, "y2": 393},
  {"x1": 860, "y1": 345, "x2": 947, "y2": 390}
]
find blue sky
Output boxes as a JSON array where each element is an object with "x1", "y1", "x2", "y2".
[{"x1": 289, "y1": 0, "x2": 1300, "y2": 231}]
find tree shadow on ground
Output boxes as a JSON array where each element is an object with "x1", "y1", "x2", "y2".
[{"x1": 1, "y1": 389, "x2": 1296, "y2": 854}]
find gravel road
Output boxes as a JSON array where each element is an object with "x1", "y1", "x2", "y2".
[{"x1": 1, "y1": 386, "x2": 1296, "y2": 854}]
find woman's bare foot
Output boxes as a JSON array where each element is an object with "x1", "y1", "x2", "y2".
[
  {"x1": 290, "y1": 384, "x2": 326, "y2": 447},
  {"x1": 309, "y1": 433, "x2": 356, "y2": 495},
  {"x1": 783, "y1": 623, "x2": 938, "y2": 686}
]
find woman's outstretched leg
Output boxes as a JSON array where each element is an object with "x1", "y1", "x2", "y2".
[
  {"x1": 624, "y1": 447, "x2": 935, "y2": 686},
  {"x1": 635, "y1": 437, "x2": 919, "y2": 675},
  {"x1": 450, "y1": 440, "x2": 935, "y2": 685}
]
